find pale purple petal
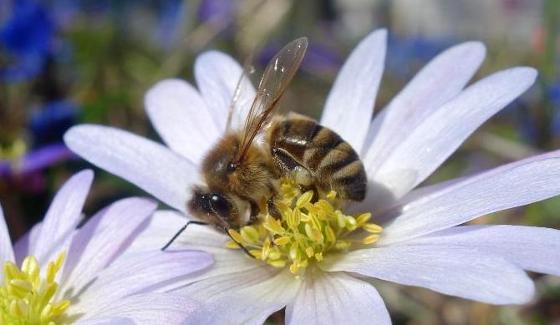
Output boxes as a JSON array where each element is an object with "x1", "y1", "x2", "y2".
[
  {"x1": 286, "y1": 272, "x2": 390, "y2": 325},
  {"x1": 0, "y1": 204, "x2": 14, "y2": 267},
  {"x1": 188, "y1": 270, "x2": 301, "y2": 325},
  {"x1": 67, "y1": 250, "x2": 212, "y2": 315},
  {"x1": 367, "y1": 67, "x2": 537, "y2": 203},
  {"x1": 81, "y1": 293, "x2": 202, "y2": 324},
  {"x1": 75, "y1": 317, "x2": 134, "y2": 325},
  {"x1": 64, "y1": 125, "x2": 196, "y2": 212},
  {"x1": 419, "y1": 225, "x2": 560, "y2": 276},
  {"x1": 128, "y1": 211, "x2": 266, "y2": 293},
  {"x1": 130, "y1": 216, "x2": 278, "y2": 302},
  {"x1": 363, "y1": 42, "x2": 486, "y2": 164},
  {"x1": 13, "y1": 222, "x2": 40, "y2": 264},
  {"x1": 322, "y1": 244, "x2": 534, "y2": 305},
  {"x1": 128, "y1": 210, "x2": 231, "y2": 252},
  {"x1": 320, "y1": 29, "x2": 387, "y2": 151},
  {"x1": 60, "y1": 197, "x2": 158, "y2": 294},
  {"x1": 379, "y1": 151, "x2": 560, "y2": 244},
  {"x1": 31, "y1": 170, "x2": 93, "y2": 264},
  {"x1": 194, "y1": 50, "x2": 256, "y2": 131},
  {"x1": 145, "y1": 79, "x2": 221, "y2": 163},
  {"x1": 170, "y1": 255, "x2": 278, "y2": 301}
]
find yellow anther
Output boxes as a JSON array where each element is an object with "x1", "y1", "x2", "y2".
[
  {"x1": 263, "y1": 217, "x2": 285, "y2": 234},
  {"x1": 240, "y1": 227, "x2": 260, "y2": 244},
  {"x1": 9, "y1": 279, "x2": 32, "y2": 293},
  {"x1": 228, "y1": 229, "x2": 244, "y2": 244},
  {"x1": 224, "y1": 178, "x2": 382, "y2": 276},
  {"x1": 362, "y1": 234, "x2": 381, "y2": 245},
  {"x1": 363, "y1": 223, "x2": 383, "y2": 233},
  {"x1": 274, "y1": 236, "x2": 291, "y2": 246},
  {"x1": 22, "y1": 256, "x2": 39, "y2": 277},
  {"x1": 269, "y1": 260, "x2": 287, "y2": 268},
  {"x1": 356, "y1": 213, "x2": 372, "y2": 225},
  {"x1": 226, "y1": 241, "x2": 240, "y2": 249},
  {"x1": 296, "y1": 191, "x2": 314, "y2": 208},
  {"x1": 1, "y1": 252, "x2": 69, "y2": 324}
]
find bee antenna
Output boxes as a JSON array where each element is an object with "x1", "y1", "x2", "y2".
[{"x1": 161, "y1": 220, "x2": 208, "y2": 251}]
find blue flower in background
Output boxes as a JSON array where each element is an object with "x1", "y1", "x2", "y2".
[
  {"x1": 548, "y1": 82, "x2": 560, "y2": 137},
  {"x1": 0, "y1": 0, "x2": 55, "y2": 81},
  {"x1": 153, "y1": 0, "x2": 186, "y2": 51},
  {"x1": 387, "y1": 35, "x2": 452, "y2": 78},
  {"x1": 30, "y1": 100, "x2": 78, "y2": 147}
]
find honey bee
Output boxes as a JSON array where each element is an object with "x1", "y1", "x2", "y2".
[{"x1": 162, "y1": 38, "x2": 367, "y2": 251}]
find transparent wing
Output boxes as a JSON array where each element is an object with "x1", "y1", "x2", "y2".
[
  {"x1": 226, "y1": 55, "x2": 256, "y2": 131},
  {"x1": 235, "y1": 37, "x2": 308, "y2": 162}
]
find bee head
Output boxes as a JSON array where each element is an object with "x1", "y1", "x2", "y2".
[{"x1": 188, "y1": 185, "x2": 239, "y2": 229}]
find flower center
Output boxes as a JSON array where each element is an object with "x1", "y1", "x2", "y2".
[
  {"x1": 227, "y1": 178, "x2": 382, "y2": 275},
  {"x1": 1, "y1": 252, "x2": 70, "y2": 325}
]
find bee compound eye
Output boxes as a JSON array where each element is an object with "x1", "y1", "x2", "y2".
[
  {"x1": 210, "y1": 194, "x2": 231, "y2": 217},
  {"x1": 227, "y1": 162, "x2": 237, "y2": 172}
]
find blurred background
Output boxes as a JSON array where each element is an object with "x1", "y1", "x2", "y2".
[{"x1": 0, "y1": 0, "x2": 559, "y2": 323}]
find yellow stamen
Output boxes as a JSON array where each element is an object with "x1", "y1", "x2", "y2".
[
  {"x1": 1, "y1": 252, "x2": 70, "y2": 324},
  {"x1": 226, "y1": 178, "x2": 382, "y2": 275}
]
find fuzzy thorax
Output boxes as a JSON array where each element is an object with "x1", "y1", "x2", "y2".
[{"x1": 227, "y1": 178, "x2": 382, "y2": 275}]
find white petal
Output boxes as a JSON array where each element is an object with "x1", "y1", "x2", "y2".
[
  {"x1": 286, "y1": 272, "x2": 390, "y2": 325},
  {"x1": 322, "y1": 244, "x2": 534, "y2": 305},
  {"x1": 368, "y1": 67, "x2": 537, "y2": 203},
  {"x1": 32, "y1": 170, "x2": 93, "y2": 264},
  {"x1": 379, "y1": 151, "x2": 560, "y2": 244},
  {"x1": 64, "y1": 125, "x2": 196, "y2": 212},
  {"x1": 60, "y1": 198, "x2": 158, "y2": 294},
  {"x1": 320, "y1": 29, "x2": 387, "y2": 152},
  {"x1": 83, "y1": 293, "x2": 202, "y2": 324},
  {"x1": 187, "y1": 270, "x2": 301, "y2": 325},
  {"x1": 0, "y1": 204, "x2": 14, "y2": 268},
  {"x1": 364, "y1": 41, "x2": 486, "y2": 164},
  {"x1": 145, "y1": 79, "x2": 221, "y2": 163},
  {"x1": 420, "y1": 225, "x2": 560, "y2": 276},
  {"x1": 68, "y1": 250, "x2": 212, "y2": 315},
  {"x1": 195, "y1": 51, "x2": 256, "y2": 131}
]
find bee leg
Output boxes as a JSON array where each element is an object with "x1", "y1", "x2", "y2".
[
  {"x1": 248, "y1": 200, "x2": 260, "y2": 224},
  {"x1": 161, "y1": 220, "x2": 208, "y2": 251},
  {"x1": 225, "y1": 227, "x2": 256, "y2": 259},
  {"x1": 267, "y1": 198, "x2": 281, "y2": 219}
]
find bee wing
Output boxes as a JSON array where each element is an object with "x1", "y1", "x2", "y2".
[
  {"x1": 226, "y1": 55, "x2": 256, "y2": 131},
  {"x1": 236, "y1": 37, "x2": 308, "y2": 162}
]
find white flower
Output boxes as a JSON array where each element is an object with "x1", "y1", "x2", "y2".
[
  {"x1": 64, "y1": 29, "x2": 560, "y2": 324},
  {"x1": 0, "y1": 170, "x2": 213, "y2": 324}
]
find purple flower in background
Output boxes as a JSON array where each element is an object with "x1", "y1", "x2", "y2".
[
  {"x1": 0, "y1": 170, "x2": 212, "y2": 323},
  {"x1": 198, "y1": 0, "x2": 235, "y2": 23},
  {"x1": 0, "y1": 0, "x2": 54, "y2": 81},
  {"x1": 65, "y1": 28, "x2": 560, "y2": 323},
  {"x1": 0, "y1": 143, "x2": 73, "y2": 178}
]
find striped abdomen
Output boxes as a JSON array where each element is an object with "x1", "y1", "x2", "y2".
[{"x1": 267, "y1": 116, "x2": 367, "y2": 201}]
